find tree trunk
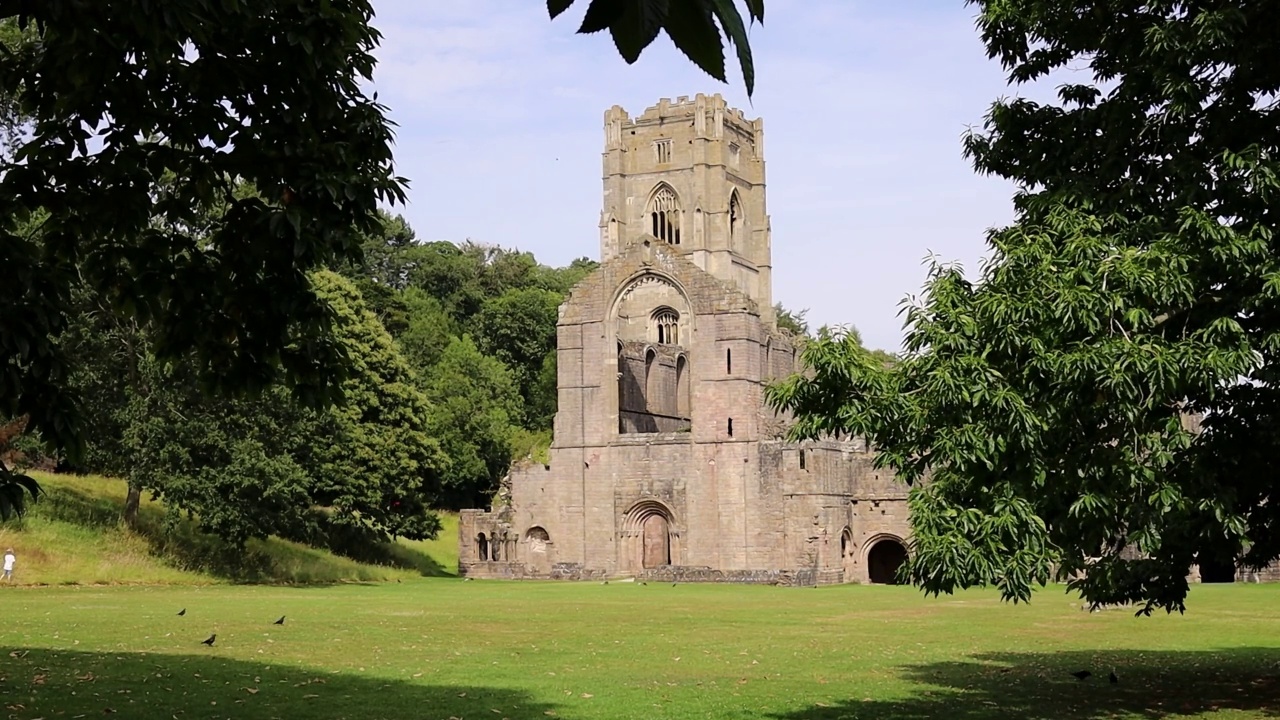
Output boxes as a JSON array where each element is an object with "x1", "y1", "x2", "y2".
[{"x1": 123, "y1": 483, "x2": 141, "y2": 528}]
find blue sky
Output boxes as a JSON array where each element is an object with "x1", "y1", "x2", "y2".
[{"x1": 367, "y1": 0, "x2": 1024, "y2": 352}]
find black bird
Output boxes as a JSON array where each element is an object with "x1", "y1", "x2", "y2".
[
  {"x1": 1071, "y1": 670, "x2": 1092, "y2": 681},
  {"x1": 201, "y1": 634, "x2": 216, "y2": 646},
  {"x1": 177, "y1": 609, "x2": 186, "y2": 616},
  {"x1": 1109, "y1": 671, "x2": 1119, "y2": 684},
  {"x1": 273, "y1": 616, "x2": 285, "y2": 625}
]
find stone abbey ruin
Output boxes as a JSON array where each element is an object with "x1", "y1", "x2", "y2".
[
  {"x1": 459, "y1": 95, "x2": 911, "y2": 586},
  {"x1": 458, "y1": 94, "x2": 1274, "y2": 586}
]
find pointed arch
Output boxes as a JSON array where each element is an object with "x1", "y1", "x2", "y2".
[
  {"x1": 675, "y1": 354, "x2": 690, "y2": 418},
  {"x1": 647, "y1": 183, "x2": 682, "y2": 245},
  {"x1": 644, "y1": 347, "x2": 658, "y2": 413},
  {"x1": 728, "y1": 189, "x2": 743, "y2": 252}
]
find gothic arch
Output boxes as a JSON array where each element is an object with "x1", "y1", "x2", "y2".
[
  {"x1": 839, "y1": 527, "x2": 856, "y2": 582},
  {"x1": 609, "y1": 271, "x2": 693, "y2": 321},
  {"x1": 728, "y1": 189, "x2": 743, "y2": 252},
  {"x1": 644, "y1": 347, "x2": 658, "y2": 410},
  {"x1": 647, "y1": 183, "x2": 682, "y2": 245},
  {"x1": 675, "y1": 354, "x2": 690, "y2": 417}
]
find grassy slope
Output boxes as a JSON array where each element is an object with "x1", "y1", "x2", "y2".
[
  {"x1": 0, "y1": 471, "x2": 459, "y2": 586},
  {"x1": 1, "y1": 581, "x2": 1278, "y2": 719}
]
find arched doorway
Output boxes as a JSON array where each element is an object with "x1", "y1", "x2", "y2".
[
  {"x1": 866, "y1": 537, "x2": 907, "y2": 584},
  {"x1": 642, "y1": 515, "x2": 671, "y2": 568},
  {"x1": 622, "y1": 500, "x2": 678, "y2": 572},
  {"x1": 1199, "y1": 558, "x2": 1237, "y2": 583}
]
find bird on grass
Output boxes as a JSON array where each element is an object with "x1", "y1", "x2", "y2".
[
  {"x1": 201, "y1": 634, "x2": 216, "y2": 647},
  {"x1": 177, "y1": 609, "x2": 186, "y2": 617},
  {"x1": 1109, "y1": 670, "x2": 1119, "y2": 684},
  {"x1": 1071, "y1": 670, "x2": 1092, "y2": 681},
  {"x1": 273, "y1": 616, "x2": 285, "y2": 626}
]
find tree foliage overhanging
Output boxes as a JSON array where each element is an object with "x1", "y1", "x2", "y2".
[
  {"x1": 0, "y1": 1, "x2": 762, "y2": 520},
  {"x1": 769, "y1": 0, "x2": 1280, "y2": 614}
]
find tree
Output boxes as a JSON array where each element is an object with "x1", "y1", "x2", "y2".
[
  {"x1": 128, "y1": 361, "x2": 325, "y2": 548},
  {"x1": 769, "y1": 0, "x2": 1280, "y2": 614},
  {"x1": 419, "y1": 336, "x2": 524, "y2": 509},
  {"x1": 1, "y1": 2, "x2": 404, "y2": 495},
  {"x1": 471, "y1": 287, "x2": 564, "y2": 429},
  {"x1": 0, "y1": 1, "x2": 764, "y2": 521},
  {"x1": 110, "y1": 271, "x2": 446, "y2": 549},
  {"x1": 774, "y1": 303, "x2": 810, "y2": 337},
  {"x1": 396, "y1": 289, "x2": 456, "y2": 372},
  {"x1": 306, "y1": 271, "x2": 446, "y2": 544}
]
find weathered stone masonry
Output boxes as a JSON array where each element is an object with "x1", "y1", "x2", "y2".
[{"x1": 459, "y1": 94, "x2": 913, "y2": 586}]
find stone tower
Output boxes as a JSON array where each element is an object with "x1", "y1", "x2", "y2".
[{"x1": 599, "y1": 94, "x2": 774, "y2": 325}]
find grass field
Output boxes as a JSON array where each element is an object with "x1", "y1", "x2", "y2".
[
  {"x1": 0, "y1": 471, "x2": 459, "y2": 585},
  {"x1": 2, "y1": 581, "x2": 1278, "y2": 720}
]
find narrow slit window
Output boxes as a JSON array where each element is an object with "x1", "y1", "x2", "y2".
[
  {"x1": 727, "y1": 418, "x2": 734, "y2": 437},
  {"x1": 654, "y1": 139, "x2": 672, "y2": 164},
  {"x1": 726, "y1": 348, "x2": 732, "y2": 374},
  {"x1": 799, "y1": 450, "x2": 807, "y2": 470}
]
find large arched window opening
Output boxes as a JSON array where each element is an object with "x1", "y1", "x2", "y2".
[
  {"x1": 675, "y1": 355, "x2": 690, "y2": 418},
  {"x1": 652, "y1": 308, "x2": 680, "y2": 345},
  {"x1": 644, "y1": 349, "x2": 658, "y2": 413},
  {"x1": 648, "y1": 185, "x2": 682, "y2": 245}
]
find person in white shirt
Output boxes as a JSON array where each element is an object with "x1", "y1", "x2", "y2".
[{"x1": 2, "y1": 548, "x2": 14, "y2": 582}]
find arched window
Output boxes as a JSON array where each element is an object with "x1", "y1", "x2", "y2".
[
  {"x1": 652, "y1": 308, "x2": 680, "y2": 345},
  {"x1": 675, "y1": 355, "x2": 690, "y2": 418},
  {"x1": 526, "y1": 526, "x2": 551, "y2": 553},
  {"x1": 648, "y1": 185, "x2": 682, "y2": 245},
  {"x1": 728, "y1": 191, "x2": 742, "y2": 250},
  {"x1": 644, "y1": 348, "x2": 658, "y2": 412}
]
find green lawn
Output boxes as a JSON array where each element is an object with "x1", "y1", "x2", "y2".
[
  {"x1": 2, "y1": 581, "x2": 1277, "y2": 720},
  {"x1": 0, "y1": 471, "x2": 459, "y2": 585}
]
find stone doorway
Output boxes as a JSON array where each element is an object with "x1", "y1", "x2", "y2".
[
  {"x1": 623, "y1": 499, "x2": 679, "y2": 573},
  {"x1": 642, "y1": 514, "x2": 671, "y2": 568},
  {"x1": 867, "y1": 537, "x2": 907, "y2": 584},
  {"x1": 1199, "y1": 558, "x2": 1237, "y2": 583}
]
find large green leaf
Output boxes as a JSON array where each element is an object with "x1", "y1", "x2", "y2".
[{"x1": 553, "y1": 0, "x2": 762, "y2": 96}]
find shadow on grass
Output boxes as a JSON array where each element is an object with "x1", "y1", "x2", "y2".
[
  {"x1": 0, "y1": 647, "x2": 555, "y2": 720},
  {"x1": 33, "y1": 484, "x2": 454, "y2": 583},
  {"x1": 771, "y1": 648, "x2": 1280, "y2": 719}
]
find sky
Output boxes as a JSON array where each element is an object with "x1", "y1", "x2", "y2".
[{"x1": 366, "y1": 0, "x2": 1026, "y2": 353}]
